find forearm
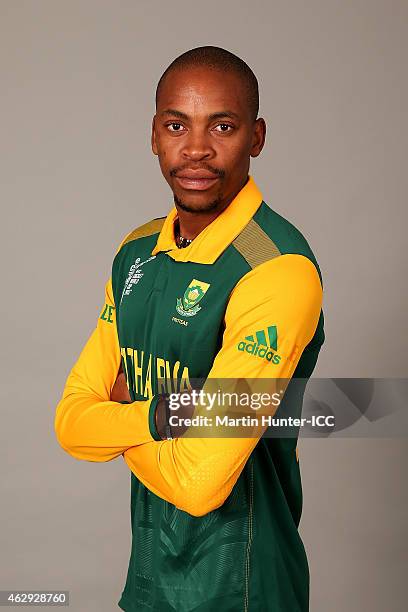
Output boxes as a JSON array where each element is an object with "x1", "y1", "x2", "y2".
[
  {"x1": 55, "y1": 388, "x2": 159, "y2": 462},
  {"x1": 123, "y1": 387, "x2": 265, "y2": 516},
  {"x1": 123, "y1": 433, "x2": 258, "y2": 517}
]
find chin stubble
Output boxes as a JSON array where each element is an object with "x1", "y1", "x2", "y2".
[{"x1": 173, "y1": 193, "x2": 223, "y2": 213}]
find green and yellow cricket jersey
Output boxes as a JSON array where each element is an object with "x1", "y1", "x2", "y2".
[{"x1": 55, "y1": 175, "x2": 325, "y2": 611}]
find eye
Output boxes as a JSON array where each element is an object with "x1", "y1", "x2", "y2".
[
  {"x1": 167, "y1": 122, "x2": 185, "y2": 132},
  {"x1": 214, "y1": 123, "x2": 234, "y2": 133}
]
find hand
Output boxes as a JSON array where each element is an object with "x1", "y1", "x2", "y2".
[
  {"x1": 155, "y1": 391, "x2": 197, "y2": 440},
  {"x1": 111, "y1": 366, "x2": 131, "y2": 403}
]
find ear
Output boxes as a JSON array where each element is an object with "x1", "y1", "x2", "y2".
[
  {"x1": 151, "y1": 115, "x2": 158, "y2": 156},
  {"x1": 250, "y1": 117, "x2": 266, "y2": 158}
]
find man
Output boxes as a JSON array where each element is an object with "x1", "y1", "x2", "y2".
[{"x1": 55, "y1": 46, "x2": 325, "y2": 611}]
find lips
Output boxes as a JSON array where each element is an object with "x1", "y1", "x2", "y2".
[{"x1": 175, "y1": 170, "x2": 219, "y2": 191}]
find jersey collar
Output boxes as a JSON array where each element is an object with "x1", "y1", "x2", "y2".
[{"x1": 151, "y1": 175, "x2": 263, "y2": 264}]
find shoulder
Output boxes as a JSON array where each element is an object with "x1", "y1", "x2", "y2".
[
  {"x1": 223, "y1": 254, "x2": 323, "y2": 357},
  {"x1": 232, "y1": 200, "x2": 324, "y2": 286},
  {"x1": 254, "y1": 201, "x2": 316, "y2": 255},
  {"x1": 229, "y1": 254, "x2": 323, "y2": 311},
  {"x1": 114, "y1": 216, "x2": 166, "y2": 256}
]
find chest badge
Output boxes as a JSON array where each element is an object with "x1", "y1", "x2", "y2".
[{"x1": 176, "y1": 278, "x2": 210, "y2": 317}]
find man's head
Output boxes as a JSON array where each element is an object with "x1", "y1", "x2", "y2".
[{"x1": 152, "y1": 46, "x2": 266, "y2": 214}]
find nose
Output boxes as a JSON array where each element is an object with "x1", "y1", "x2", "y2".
[{"x1": 181, "y1": 128, "x2": 215, "y2": 161}]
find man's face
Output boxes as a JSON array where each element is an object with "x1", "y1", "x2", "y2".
[{"x1": 152, "y1": 66, "x2": 265, "y2": 213}]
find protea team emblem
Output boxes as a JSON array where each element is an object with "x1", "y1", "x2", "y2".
[{"x1": 176, "y1": 279, "x2": 210, "y2": 317}]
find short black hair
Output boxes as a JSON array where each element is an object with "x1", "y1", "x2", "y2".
[{"x1": 155, "y1": 45, "x2": 259, "y2": 122}]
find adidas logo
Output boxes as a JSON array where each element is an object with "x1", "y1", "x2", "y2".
[{"x1": 237, "y1": 325, "x2": 281, "y2": 364}]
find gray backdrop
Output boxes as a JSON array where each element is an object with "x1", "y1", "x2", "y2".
[{"x1": 1, "y1": 1, "x2": 407, "y2": 610}]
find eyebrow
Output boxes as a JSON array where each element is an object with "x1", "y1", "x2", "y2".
[{"x1": 161, "y1": 108, "x2": 240, "y2": 121}]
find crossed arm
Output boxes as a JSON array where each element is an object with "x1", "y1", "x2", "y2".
[{"x1": 55, "y1": 254, "x2": 322, "y2": 516}]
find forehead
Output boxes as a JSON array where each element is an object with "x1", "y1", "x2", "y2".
[{"x1": 157, "y1": 66, "x2": 249, "y2": 119}]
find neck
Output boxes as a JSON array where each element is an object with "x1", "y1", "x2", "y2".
[
  {"x1": 175, "y1": 176, "x2": 249, "y2": 241},
  {"x1": 175, "y1": 207, "x2": 226, "y2": 241}
]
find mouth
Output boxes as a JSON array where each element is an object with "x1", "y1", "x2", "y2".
[{"x1": 175, "y1": 176, "x2": 219, "y2": 191}]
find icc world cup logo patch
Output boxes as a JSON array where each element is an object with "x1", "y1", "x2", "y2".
[{"x1": 176, "y1": 278, "x2": 211, "y2": 317}]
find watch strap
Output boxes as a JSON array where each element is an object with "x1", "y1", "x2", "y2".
[{"x1": 164, "y1": 394, "x2": 173, "y2": 440}]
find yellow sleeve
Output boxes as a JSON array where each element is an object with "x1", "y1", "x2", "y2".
[
  {"x1": 54, "y1": 250, "x2": 158, "y2": 462},
  {"x1": 122, "y1": 254, "x2": 323, "y2": 516}
]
